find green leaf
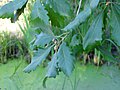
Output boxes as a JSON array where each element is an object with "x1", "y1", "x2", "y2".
[
  {"x1": 0, "y1": 1, "x2": 14, "y2": 18},
  {"x1": 43, "y1": 53, "x2": 58, "y2": 88},
  {"x1": 57, "y1": 42, "x2": 74, "y2": 76},
  {"x1": 0, "y1": 0, "x2": 28, "y2": 19},
  {"x1": 63, "y1": 0, "x2": 100, "y2": 31},
  {"x1": 30, "y1": 18, "x2": 53, "y2": 35},
  {"x1": 110, "y1": 4, "x2": 120, "y2": 46},
  {"x1": 70, "y1": 34, "x2": 80, "y2": 46},
  {"x1": 45, "y1": 0, "x2": 73, "y2": 27},
  {"x1": 63, "y1": 6, "x2": 91, "y2": 31},
  {"x1": 31, "y1": 0, "x2": 49, "y2": 25},
  {"x1": 83, "y1": 12, "x2": 103, "y2": 50},
  {"x1": 90, "y1": 0, "x2": 100, "y2": 9},
  {"x1": 30, "y1": 0, "x2": 54, "y2": 35},
  {"x1": 98, "y1": 46, "x2": 117, "y2": 62},
  {"x1": 45, "y1": 6, "x2": 66, "y2": 27},
  {"x1": 43, "y1": 77, "x2": 47, "y2": 88},
  {"x1": 33, "y1": 32, "x2": 54, "y2": 47},
  {"x1": 11, "y1": 0, "x2": 28, "y2": 23},
  {"x1": 46, "y1": 53, "x2": 58, "y2": 78},
  {"x1": 46, "y1": 0, "x2": 72, "y2": 17},
  {"x1": 24, "y1": 46, "x2": 52, "y2": 72}
]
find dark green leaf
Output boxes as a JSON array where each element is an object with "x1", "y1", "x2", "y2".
[
  {"x1": 24, "y1": 46, "x2": 52, "y2": 72},
  {"x1": 46, "y1": 0, "x2": 72, "y2": 17},
  {"x1": 83, "y1": 12, "x2": 103, "y2": 50},
  {"x1": 31, "y1": 0, "x2": 49, "y2": 25},
  {"x1": 46, "y1": 6, "x2": 66, "y2": 27},
  {"x1": 63, "y1": 6, "x2": 91, "y2": 31},
  {"x1": 63, "y1": 0, "x2": 100, "y2": 31},
  {"x1": 110, "y1": 4, "x2": 120, "y2": 46},
  {"x1": 33, "y1": 32, "x2": 54, "y2": 47},
  {"x1": 98, "y1": 46, "x2": 117, "y2": 62},
  {"x1": 43, "y1": 77, "x2": 47, "y2": 88},
  {"x1": 57, "y1": 42, "x2": 74, "y2": 76}
]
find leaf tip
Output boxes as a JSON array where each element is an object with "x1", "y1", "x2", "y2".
[{"x1": 43, "y1": 77, "x2": 48, "y2": 88}]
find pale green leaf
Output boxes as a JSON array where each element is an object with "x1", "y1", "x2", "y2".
[
  {"x1": 90, "y1": 0, "x2": 100, "y2": 9},
  {"x1": 33, "y1": 32, "x2": 54, "y2": 47},
  {"x1": 83, "y1": 12, "x2": 103, "y2": 50},
  {"x1": 46, "y1": 53, "x2": 58, "y2": 78},
  {"x1": 31, "y1": 0, "x2": 49, "y2": 25},
  {"x1": 57, "y1": 42, "x2": 74, "y2": 76},
  {"x1": 70, "y1": 34, "x2": 80, "y2": 46},
  {"x1": 111, "y1": 4, "x2": 120, "y2": 46},
  {"x1": 0, "y1": 0, "x2": 28, "y2": 18},
  {"x1": 43, "y1": 53, "x2": 58, "y2": 88},
  {"x1": 30, "y1": 18, "x2": 53, "y2": 35},
  {"x1": 24, "y1": 46, "x2": 52, "y2": 72}
]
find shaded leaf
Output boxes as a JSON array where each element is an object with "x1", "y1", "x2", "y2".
[
  {"x1": 83, "y1": 12, "x2": 103, "y2": 50},
  {"x1": 31, "y1": 0, "x2": 49, "y2": 25},
  {"x1": 63, "y1": 6, "x2": 91, "y2": 31},
  {"x1": 70, "y1": 34, "x2": 80, "y2": 46},
  {"x1": 110, "y1": 4, "x2": 120, "y2": 46},
  {"x1": 24, "y1": 46, "x2": 52, "y2": 72},
  {"x1": 98, "y1": 46, "x2": 117, "y2": 62},
  {"x1": 33, "y1": 32, "x2": 54, "y2": 47},
  {"x1": 43, "y1": 77, "x2": 47, "y2": 88},
  {"x1": 46, "y1": 0, "x2": 72, "y2": 17},
  {"x1": 63, "y1": 0, "x2": 100, "y2": 31},
  {"x1": 45, "y1": 6, "x2": 66, "y2": 27},
  {"x1": 57, "y1": 42, "x2": 74, "y2": 76}
]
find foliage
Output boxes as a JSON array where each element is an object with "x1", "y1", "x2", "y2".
[
  {"x1": 83, "y1": 12, "x2": 103, "y2": 49},
  {"x1": 0, "y1": 0, "x2": 120, "y2": 87},
  {"x1": 0, "y1": 32, "x2": 29, "y2": 63},
  {"x1": 18, "y1": 14, "x2": 34, "y2": 63},
  {"x1": 110, "y1": 4, "x2": 120, "y2": 46}
]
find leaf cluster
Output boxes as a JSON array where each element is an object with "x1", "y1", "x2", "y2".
[{"x1": 0, "y1": 0, "x2": 120, "y2": 87}]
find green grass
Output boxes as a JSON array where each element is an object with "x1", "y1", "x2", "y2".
[{"x1": 0, "y1": 58, "x2": 120, "y2": 90}]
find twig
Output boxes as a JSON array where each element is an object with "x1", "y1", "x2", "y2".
[{"x1": 76, "y1": 0, "x2": 82, "y2": 16}]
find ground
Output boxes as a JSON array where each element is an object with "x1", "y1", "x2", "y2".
[{"x1": 0, "y1": 58, "x2": 120, "y2": 90}]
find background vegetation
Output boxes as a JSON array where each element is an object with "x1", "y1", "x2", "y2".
[{"x1": 0, "y1": 0, "x2": 120, "y2": 89}]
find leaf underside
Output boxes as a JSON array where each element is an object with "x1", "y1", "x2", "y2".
[
  {"x1": 111, "y1": 4, "x2": 120, "y2": 46},
  {"x1": 0, "y1": 0, "x2": 28, "y2": 21},
  {"x1": 33, "y1": 32, "x2": 54, "y2": 47},
  {"x1": 24, "y1": 46, "x2": 52, "y2": 72},
  {"x1": 57, "y1": 42, "x2": 74, "y2": 76},
  {"x1": 31, "y1": 0, "x2": 49, "y2": 25},
  {"x1": 83, "y1": 12, "x2": 103, "y2": 50},
  {"x1": 62, "y1": 0, "x2": 100, "y2": 31}
]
